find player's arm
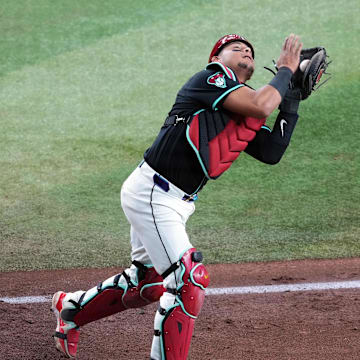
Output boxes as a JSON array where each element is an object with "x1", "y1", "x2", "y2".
[
  {"x1": 223, "y1": 34, "x2": 302, "y2": 119},
  {"x1": 244, "y1": 88, "x2": 301, "y2": 164}
]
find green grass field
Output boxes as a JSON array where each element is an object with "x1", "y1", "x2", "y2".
[{"x1": 1, "y1": 0, "x2": 359, "y2": 271}]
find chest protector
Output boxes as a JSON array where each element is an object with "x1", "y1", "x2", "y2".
[
  {"x1": 185, "y1": 62, "x2": 266, "y2": 179},
  {"x1": 186, "y1": 108, "x2": 266, "y2": 179}
]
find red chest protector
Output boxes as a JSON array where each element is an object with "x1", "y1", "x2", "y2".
[
  {"x1": 186, "y1": 109, "x2": 266, "y2": 179},
  {"x1": 185, "y1": 62, "x2": 266, "y2": 179}
]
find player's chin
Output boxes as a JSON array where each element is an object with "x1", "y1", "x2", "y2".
[{"x1": 237, "y1": 62, "x2": 255, "y2": 80}]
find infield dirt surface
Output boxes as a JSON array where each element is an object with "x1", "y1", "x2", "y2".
[{"x1": 1, "y1": 258, "x2": 360, "y2": 359}]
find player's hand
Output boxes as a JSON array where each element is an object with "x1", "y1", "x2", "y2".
[{"x1": 276, "y1": 34, "x2": 303, "y2": 74}]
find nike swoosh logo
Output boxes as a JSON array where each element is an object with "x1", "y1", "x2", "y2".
[{"x1": 280, "y1": 119, "x2": 287, "y2": 138}]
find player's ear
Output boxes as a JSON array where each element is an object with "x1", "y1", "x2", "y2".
[{"x1": 211, "y1": 55, "x2": 221, "y2": 63}]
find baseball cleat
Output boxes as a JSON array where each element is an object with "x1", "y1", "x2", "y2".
[{"x1": 51, "y1": 291, "x2": 80, "y2": 358}]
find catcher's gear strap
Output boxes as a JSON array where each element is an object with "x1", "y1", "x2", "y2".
[
  {"x1": 268, "y1": 66, "x2": 293, "y2": 99},
  {"x1": 186, "y1": 109, "x2": 266, "y2": 179},
  {"x1": 158, "y1": 248, "x2": 209, "y2": 360},
  {"x1": 161, "y1": 261, "x2": 180, "y2": 279},
  {"x1": 60, "y1": 264, "x2": 165, "y2": 327}
]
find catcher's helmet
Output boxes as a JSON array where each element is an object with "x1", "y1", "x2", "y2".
[{"x1": 208, "y1": 34, "x2": 255, "y2": 63}]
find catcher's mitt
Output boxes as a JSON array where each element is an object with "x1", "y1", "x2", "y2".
[
  {"x1": 292, "y1": 47, "x2": 331, "y2": 99},
  {"x1": 265, "y1": 47, "x2": 331, "y2": 100}
]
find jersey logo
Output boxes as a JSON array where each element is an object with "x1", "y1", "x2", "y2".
[{"x1": 207, "y1": 72, "x2": 227, "y2": 88}]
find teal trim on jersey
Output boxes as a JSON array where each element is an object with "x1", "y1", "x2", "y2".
[
  {"x1": 191, "y1": 182, "x2": 204, "y2": 196},
  {"x1": 262, "y1": 125, "x2": 271, "y2": 132},
  {"x1": 193, "y1": 108, "x2": 205, "y2": 116},
  {"x1": 212, "y1": 84, "x2": 244, "y2": 110},
  {"x1": 206, "y1": 61, "x2": 236, "y2": 80},
  {"x1": 189, "y1": 263, "x2": 206, "y2": 290},
  {"x1": 225, "y1": 64, "x2": 236, "y2": 80},
  {"x1": 207, "y1": 71, "x2": 227, "y2": 88},
  {"x1": 186, "y1": 124, "x2": 211, "y2": 180}
]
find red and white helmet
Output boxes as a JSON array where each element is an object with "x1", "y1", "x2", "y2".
[{"x1": 208, "y1": 34, "x2": 255, "y2": 63}]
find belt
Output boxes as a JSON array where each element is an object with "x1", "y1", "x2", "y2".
[{"x1": 139, "y1": 161, "x2": 198, "y2": 202}]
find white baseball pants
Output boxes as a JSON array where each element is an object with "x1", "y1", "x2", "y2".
[{"x1": 121, "y1": 161, "x2": 196, "y2": 359}]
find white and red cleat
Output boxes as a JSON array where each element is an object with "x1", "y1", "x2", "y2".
[{"x1": 51, "y1": 291, "x2": 80, "y2": 358}]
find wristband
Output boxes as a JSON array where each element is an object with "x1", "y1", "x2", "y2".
[{"x1": 268, "y1": 67, "x2": 293, "y2": 99}]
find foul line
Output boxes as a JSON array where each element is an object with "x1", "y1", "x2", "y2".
[
  {"x1": 205, "y1": 280, "x2": 360, "y2": 296},
  {"x1": 1, "y1": 280, "x2": 360, "y2": 304}
]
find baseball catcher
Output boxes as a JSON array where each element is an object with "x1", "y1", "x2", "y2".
[{"x1": 51, "y1": 33, "x2": 330, "y2": 359}]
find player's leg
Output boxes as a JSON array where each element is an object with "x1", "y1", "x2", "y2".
[
  {"x1": 150, "y1": 248, "x2": 209, "y2": 360},
  {"x1": 51, "y1": 161, "x2": 208, "y2": 359},
  {"x1": 51, "y1": 255, "x2": 165, "y2": 358},
  {"x1": 51, "y1": 173, "x2": 168, "y2": 359},
  {"x1": 120, "y1": 165, "x2": 209, "y2": 360}
]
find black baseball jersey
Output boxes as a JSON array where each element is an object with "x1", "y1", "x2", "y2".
[
  {"x1": 144, "y1": 63, "x2": 299, "y2": 195},
  {"x1": 144, "y1": 63, "x2": 243, "y2": 194}
]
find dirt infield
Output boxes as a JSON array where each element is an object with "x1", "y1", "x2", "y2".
[{"x1": 1, "y1": 258, "x2": 360, "y2": 360}]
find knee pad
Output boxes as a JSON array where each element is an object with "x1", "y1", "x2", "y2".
[
  {"x1": 154, "y1": 248, "x2": 209, "y2": 360},
  {"x1": 60, "y1": 261, "x2": 165, "y2": 327}
]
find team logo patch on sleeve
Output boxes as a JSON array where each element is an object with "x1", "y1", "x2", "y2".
[{"x1": 207, "y1": 72, "x2": 227, "y2": 88}]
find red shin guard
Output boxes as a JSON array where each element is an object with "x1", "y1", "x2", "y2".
[{"x1": 160, "y1": 248, "x2": 209, "y2": 359}]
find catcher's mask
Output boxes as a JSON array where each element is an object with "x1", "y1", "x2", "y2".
[{"x1": 209, "y1": 34, "x2": 255, "y2": 63}]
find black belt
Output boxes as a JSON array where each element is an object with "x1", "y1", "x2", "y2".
[{"x1": 164, "y1": 114, "x2": 191, "y2": 126}]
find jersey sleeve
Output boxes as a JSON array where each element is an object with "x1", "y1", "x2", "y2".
[{"x1": 182, "y1": 62, "x2": 245, "y2": 110}]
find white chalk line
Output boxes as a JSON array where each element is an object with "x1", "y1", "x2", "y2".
[
  {"x1": 1, "y1": 280, "x2": 360, "y2": 304},
  {"x1": 206, "y1": 280, "x2": 360, "y2": 295}
]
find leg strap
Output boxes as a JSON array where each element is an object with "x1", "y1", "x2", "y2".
[
  {"x1": 54, "y1": 331, "x2": 67, "y2": 340},
  {"x1": 160, "y1": 251, "x2": 203, "y2": 280},
  {"x1": 161, "y1": 261, "x2": 180, "y2": 279}
]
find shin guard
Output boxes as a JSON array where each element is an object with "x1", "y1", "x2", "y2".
[
  {"x1": 153, "y1": 248, "x2": 209, "y2": 360},
  {"x1": 60, "y1": 261, "x2": 165, "y2": 327}
]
